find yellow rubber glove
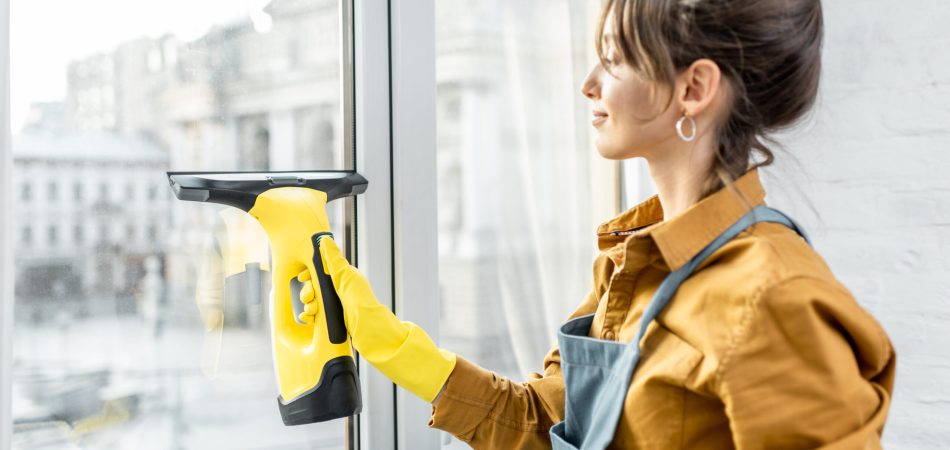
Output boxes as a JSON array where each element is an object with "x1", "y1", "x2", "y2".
[{"x1": 296, "y1": 236, "x2": 456, "y2": 403}]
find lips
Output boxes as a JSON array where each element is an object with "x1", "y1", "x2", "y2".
[{"x1": 592, "y1": 110, "x2": 608, "y2": 126}]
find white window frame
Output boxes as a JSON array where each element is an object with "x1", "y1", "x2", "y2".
[
  {"x1": 1, "y1": 0, "x2": 12, "y2": 447},
  {"x1": 355, "y1": 0, "x2": 441, "y2": 448},
  {"x1": 352, "y1": 0, "x2": 396, "y2": 447},
  {"x1": 386, "y1": 0, "x2": 442, "y2": 448}
]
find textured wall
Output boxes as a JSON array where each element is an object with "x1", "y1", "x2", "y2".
[{"x1": 761, "y1": 1, "x2": 950, "y2": 447}]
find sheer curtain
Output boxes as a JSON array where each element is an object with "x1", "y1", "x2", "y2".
[{"x1": 436, "y1": 0, "x2": 614, "y2": 380}]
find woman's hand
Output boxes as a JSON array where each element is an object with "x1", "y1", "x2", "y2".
[{"x1": 295, "y1": 236, "x2": 456, "y2": 403}]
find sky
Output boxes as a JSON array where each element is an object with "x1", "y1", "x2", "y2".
[{"x1": 10, "y1": 0, "x2": 272, "y2": 133}]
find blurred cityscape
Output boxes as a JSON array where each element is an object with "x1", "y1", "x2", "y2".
[
  {"x1": 15, "y1": 0, "x2": 344, "y2": 322},
  {"x1": 13, "y1": 0, "x2": 348, "y2": 448}
]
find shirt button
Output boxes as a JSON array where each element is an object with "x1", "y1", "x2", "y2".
[{"x1": 604, "y1": 330, "x2": 616, "y2": 340}]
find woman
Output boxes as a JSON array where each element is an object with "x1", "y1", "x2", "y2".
[{"x1": 300, "y1": 0, "x2": 896, "y2": 447}]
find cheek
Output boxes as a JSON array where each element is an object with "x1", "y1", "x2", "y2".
[
  {"x1": 597, "y1": 81, "x2": 671, "y2": 158},
  {"x1": 605, "y1": 80, "x2": 657, "y2": 123}
]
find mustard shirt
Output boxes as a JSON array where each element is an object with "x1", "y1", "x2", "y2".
[{"x1": 429, "y1": 169, "x2": 896, "y2": 449}]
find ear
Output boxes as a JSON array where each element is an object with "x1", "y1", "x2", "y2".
[{"x1": 675, "y1": 59, "x2": 723, "y2": 118}]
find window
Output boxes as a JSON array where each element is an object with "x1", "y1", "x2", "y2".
[
  {"x1": 10, "y1": 2, "x2": 356, "y2": 447},
  {"x1": 98, "y1": 224, "x2": 109, "y2": 244},
  {"x1": 434, "y1": 0, "x2": 615, "y2": 423},
  {"x1": 47, "y1": 225, "x2": 57, "y2": 246}
]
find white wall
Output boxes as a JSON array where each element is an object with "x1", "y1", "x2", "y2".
[{"x1": 759, "y1": 2, "x2": 950, "y2": 447}]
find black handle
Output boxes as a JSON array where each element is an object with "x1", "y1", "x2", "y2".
[{"x1": 311, "y1": 232, "x2": 347, "y2": 344}]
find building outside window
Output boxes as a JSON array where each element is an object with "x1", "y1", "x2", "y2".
[
  {"x1": 47, "y1": 225, "x2": 57, "y2": 247},
  {"x1": 10, "y1": 0, "x2": 353, "y2": 448},
  {"x1": 98, "y1": 224, "x2": 109, "y2": 244}
]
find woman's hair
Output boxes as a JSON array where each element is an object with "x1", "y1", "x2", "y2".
[{"x1": 596, "y1": 0, "x2": 824, "y2": 199}]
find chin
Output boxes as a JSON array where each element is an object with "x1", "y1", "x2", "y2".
[
  {"x1": 595, "y1": 142, "x2": 639, "y2": 160},
  {"x1": 596, "y1": 150, "x2": 626, "y2": 161}
]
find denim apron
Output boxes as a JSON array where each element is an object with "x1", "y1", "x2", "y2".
[{"x1": 549, "y1": 206, "x2": 811, "y2": 449}]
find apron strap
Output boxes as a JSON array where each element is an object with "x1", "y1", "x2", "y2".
[{"x1": 579, "y1": 206, "x2": 810, "y2": 450}]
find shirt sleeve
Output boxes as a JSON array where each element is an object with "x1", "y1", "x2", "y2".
[
  {"x1": 717, "y1": 276, "x2": 897, "y2": 450},
  {"x1": 428, "y1": 252, "x2": 614, "y2": 449}
]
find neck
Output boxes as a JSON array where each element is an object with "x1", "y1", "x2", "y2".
[{"x1": 645, "y1": 134, "x2": 717, "y2": 221}]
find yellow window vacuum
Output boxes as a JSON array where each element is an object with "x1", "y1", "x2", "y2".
[{"x1": 167, "y1": 171, "x2": 367, "y2": 425}]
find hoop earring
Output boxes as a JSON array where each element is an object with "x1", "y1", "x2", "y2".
[{"x1": 676, "y1": 114, "x2": 697, "y2": 142}]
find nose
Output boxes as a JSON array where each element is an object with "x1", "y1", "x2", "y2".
[{"x1": 580, "y1": 66, "x2": 599, "y2": 100}]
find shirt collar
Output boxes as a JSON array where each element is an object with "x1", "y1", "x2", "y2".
[{"x1": 597, "y1": 168, "x2": 767, "y2": 272}]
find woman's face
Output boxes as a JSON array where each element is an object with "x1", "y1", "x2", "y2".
[{"x1": 580, "y1": 35, "x2": 679, "y2": 161}]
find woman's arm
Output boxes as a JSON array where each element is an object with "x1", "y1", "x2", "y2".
[
  {"x1": 308, "y1": 234, "x2": 613, "y2": 447},
  {"x1": 717, "y1": 276, "x2": 896, "y2": 449},
  {"x1": 427, "y1": 254, "x2": 612, "y2": 448},
  {"x1": 428, "y1": 355, "x2": 567, "y2": 448}
]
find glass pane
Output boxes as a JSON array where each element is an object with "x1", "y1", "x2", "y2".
[
  {"x1": 435, "y1": 1, "x2": 611, "y2": 447},
  {"x1": 11, "y1": 0, "x2": 353, "y2": 449}
]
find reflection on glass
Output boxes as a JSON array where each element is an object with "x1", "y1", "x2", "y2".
[{"x1": 11, "y1": 0, "x2": 349, "y2": 448}]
